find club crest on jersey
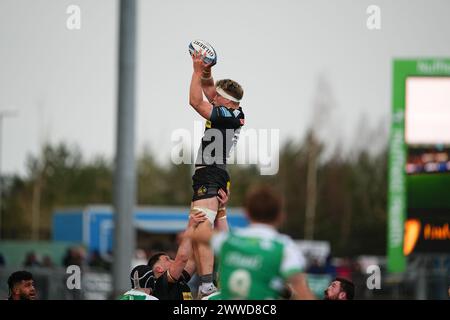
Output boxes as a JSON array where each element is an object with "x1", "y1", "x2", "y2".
[{"x1": 197, "y1": 186, "x2": 207, "y2": 196}]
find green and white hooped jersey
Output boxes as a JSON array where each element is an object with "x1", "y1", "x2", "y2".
[
  {"x1": 211, "y1": 224, "x2": 305, "y2": 300},
  {"x1": 119, "y1": 289, "x2": 159, "y2": 300}
]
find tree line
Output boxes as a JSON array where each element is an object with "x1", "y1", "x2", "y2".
[{"x1": 1, "y1": 131, "x2": 388, "y2": 257}]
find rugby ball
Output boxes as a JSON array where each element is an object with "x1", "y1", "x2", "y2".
[{"x1": 189, "y1": 39, "x2": 217, "y2": 65}]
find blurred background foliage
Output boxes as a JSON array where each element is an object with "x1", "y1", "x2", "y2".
[{"x1": 1, "y1": 127, "x2": 388, "y2": 257}]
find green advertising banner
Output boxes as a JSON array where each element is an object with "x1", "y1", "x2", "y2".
[{"x1": 388, "y1": 59, "x2": 450, "y2": 273}]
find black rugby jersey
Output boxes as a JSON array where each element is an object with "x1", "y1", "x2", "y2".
[
  {"x1": 153, "y1": 270, "x2": 193, "y2": 300},
  {"x1": 195, "y1": 106, "x2": 245, "y2": 170}
]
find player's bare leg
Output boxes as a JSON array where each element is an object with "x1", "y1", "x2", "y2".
[
  {"x1": 194, "y1": 222, "x2": 215, "y2": 291},
  {"x1": 190, "y1": 197, "x2": 218, "y2": 298}
]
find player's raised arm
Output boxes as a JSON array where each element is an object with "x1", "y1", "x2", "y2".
[
  {"x1": 201, "y1": 65, "x2": 217, "y2": 103},
  {"x1": 189, "y1": 50, "x2": 213, "y2": 120},
  {"x1": 189, "y1": 40, "x2": 217, "y2": 103},
  {"x1": 168, "y1": 211, "x2": 206, "y2": 281},
  {"x1": 288, "y1": 272, "x2": 316, "y2": 300}
]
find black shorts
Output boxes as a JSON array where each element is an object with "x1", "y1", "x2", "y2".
[{"x1": 192, "y1": 166, "x2": 230, "y2": 202}]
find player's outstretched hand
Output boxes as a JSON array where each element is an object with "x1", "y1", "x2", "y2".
[{"x1": 189, "y1": 209, "x2": 207, "y2": 228}]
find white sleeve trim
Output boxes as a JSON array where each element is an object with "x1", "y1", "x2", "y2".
[
  {"x1": 280, "y1": 237, "x2": 306, "y2": 276},
  {"x1": 211, "y1": 231, "x2": 228, "y2": 253}
]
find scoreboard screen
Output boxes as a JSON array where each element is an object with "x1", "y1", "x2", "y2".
[
  {"x1": 404, "y1": 76, "x2": 450, "y2": 255},
  {"x1": 389, "y1": 59, "x2": 450, "y2": 272},
  {"x1": 405, "y1": 77, "x2": 450, "y2": 146}
]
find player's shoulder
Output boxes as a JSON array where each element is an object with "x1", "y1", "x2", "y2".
[
  {"x1": 274, "y1": 231, "x2": 297, "y2": 248},
  {"x1": 234, "y1": 106, "x2": 244, "y2": 114},
  {"x1": 211, "y1": 231, "x2": 230, "y2": 252},
  {"x1": 214, "y1": 106, "x2": 233, "y2": 117},
  {"x1": 233, "y1": 107, "x2": 244, "y2": 120},
  {"x1": 214, "y1": 106, "x2": 244, "y2": 117},
  {"x1": 212, "y1": 230, "x2": 231, "y2": 245}
]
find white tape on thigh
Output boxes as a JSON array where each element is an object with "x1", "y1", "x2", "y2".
[{"x1": 192, "y1": 207, "x2": 217, "y2": 225}]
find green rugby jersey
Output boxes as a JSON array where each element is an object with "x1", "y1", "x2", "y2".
[
  {"x1": 119, "y1": 289, "x2": 159, "y2": 300},
  {"x1": 201, "y1": 291, "x2": 222, "y2": 300},
  {"x1": 211, "y1": 224, "x2": 305, "y2": 300}
]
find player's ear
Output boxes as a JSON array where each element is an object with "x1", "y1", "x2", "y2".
[
  {"x1": 154, "y1": 265, "x2": 164, "y2": 273},
  {"x1": 338, "y1": 291, "x2": 347, "y2": 300}
]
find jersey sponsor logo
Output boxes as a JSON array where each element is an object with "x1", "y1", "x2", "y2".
[
  {"x1": 182, "y1": 291, "x2": 193, "y2": 300},
  {"x1": 224, "y1": 252, "x2": 263, "y2": 269}
]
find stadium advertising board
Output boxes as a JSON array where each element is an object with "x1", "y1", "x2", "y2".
[{"x1": 388, "y1": 59, "x2": 450, "y2": 273}]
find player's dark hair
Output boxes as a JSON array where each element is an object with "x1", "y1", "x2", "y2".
[
  {"x1": 335, "y1": 277, "x2": 355, "y2": 300},
  {"x1": 216, "y1": 79, "x2": 244, "y2": 101},
  {"x1": 244, "y1": 185, "x2": 282, "y2": 223},
  {"x1": 7, "y1": 271, "x2": 33, "y2": 295},
  {"x1": 147, "y1": 252, "x2": 166, "y2": 270}
]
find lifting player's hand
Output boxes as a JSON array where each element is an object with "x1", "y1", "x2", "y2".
[
  {"x1": 217, "y1": 188, "x2": 229, "y2": 209},
  {"x1": 215, "y1": 188, "x2": 230, "y2": 230},
  {"x1": 188, "y1": 209, "x2": 207, "y2": 228}
]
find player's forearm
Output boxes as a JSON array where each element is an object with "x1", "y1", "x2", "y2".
[
  {"x1": 201, "y1": 67, "x2": 213, "y2": 84},
  {"x1": 189, "y1": 72, "x2": 204, "y2": 108},
  {"x1": 201, "y1": 68, "x2": 216, "y2": 102},
  {"x1": 202, "y1": 83, "x2": 216, "y2": 103},
  {"x1": 201, "y1": 77, "x2": 214, "y2": 88},
  {"x1": 184, "y1": 254, "x2": 196, "y2": 276},
  {"x1": 290, "y1": 274, "x2": 316, "y2": 300},
  {"x1": 176, "y1": 228, "x2": 194, "y2": 263},
  {"x1": 294, "y1": 287, "x2": 316, "y2": 300},
  {"x1": 214, "y1": 218, "x2": 229, "y2": 232},
  {"x1": 214, "y1": 208, "x2": 229, "y2": 231},
  {"x1": 168, "y1": 231, "x2": 192, "y2": 281}
]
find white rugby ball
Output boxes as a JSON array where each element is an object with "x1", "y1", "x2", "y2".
[{"x1": 188, "y1": 39, "x2": 217, "y2": 65}]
